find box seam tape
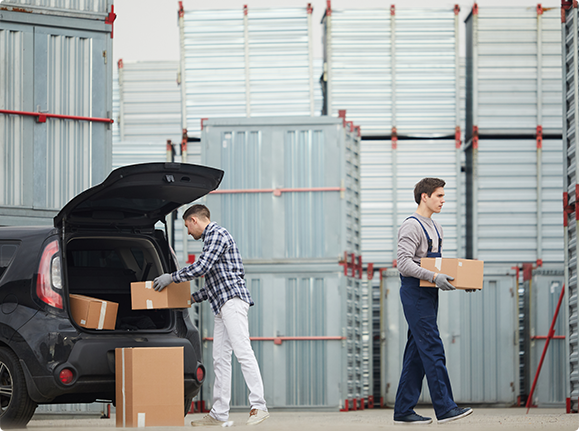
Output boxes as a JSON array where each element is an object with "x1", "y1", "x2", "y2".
[
  {"x1": 145, "y1": 281, "x2": 152, "y2": 289},
  {"x1": 434, "y1": 257, "x2": 442, "y2": 271},
  {"x1": 146, "y1": 299, "x2": 153, "y2": 309},
  {"x1": 97, "y1": 301, "x2": 107, "y2": 330},
  {"x1": 138, "y1": 412, "x2": 146, "y2": 428}
]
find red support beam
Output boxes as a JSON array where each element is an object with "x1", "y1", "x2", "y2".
[{"x1": 0, "y1": 109, "x2": 112, "y2": 124}]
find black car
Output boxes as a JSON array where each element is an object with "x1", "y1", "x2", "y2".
[{"x1": 0, "y1": 163, "x2": 223, "y2": 428}]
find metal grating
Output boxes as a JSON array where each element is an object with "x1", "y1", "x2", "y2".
[
  {"x1": 465, "y1": 5, "x2": 562, "y2": 139},
  {"x1": 179, "y1": 5, "x2": 317, "y2": 138},
  {"x1": 563, "y1": 2, "x2": 579, "y2": 414},
  {"x1": 323, "y1": 6, "x2": 459, "y2": 137}
]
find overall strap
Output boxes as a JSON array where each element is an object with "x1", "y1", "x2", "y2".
[
  {"x1": 431, "y1": 221, "x2": 443, "y2": 252},
  {"x1": 406, "y1": 216, "x2": 433, "y2": 253}
]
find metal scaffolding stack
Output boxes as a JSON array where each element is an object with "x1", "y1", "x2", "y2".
[
  {"x1": 465, "y1": 4, "x2": 564, "y2": 265},
  {"x1": 197, "y1": 116, "x2": 369, "y2": 410},
  {"x1": 562, "y1": 0, "x2": 579, "y2": 414}
]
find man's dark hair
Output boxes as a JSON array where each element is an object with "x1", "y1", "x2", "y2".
[
  {"x1": 183, "y1": 204, "x2": 211, "y2": 221},
  {"x1": 414, "y1": 178, "x2": 446, "y2": 204}
]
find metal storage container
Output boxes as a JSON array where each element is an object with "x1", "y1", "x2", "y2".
[
  {"x1": 465, "y1": 138, "x2": 564, "y2": 264},
  {"x1": 380, "y1": 265, "x2": 519, "y2": 405},
  {"x1": 527, "y1": 268, "x2": 566, "y2": 407},
  {"x1": 179, "y1": 4, "x2": 318, "y2": 138},
  {"x1": 361, "y1": 138, "x2": 463, "y2": 268},
  {"x1": 562, "y1": 2, "x2": 579, "y2": 414},
  {"x1": 198, "y1": 263, "x2": 365, "y2": 410},
  {"x1": 0, "y1": 1, "x2": 114, "y2": 224},
  {"x1": 322, "y1": 5, "x2": 459, "y2": 137},
  {"x1": 200, "y1": 116, "x2": 360, "y2": 261},
  {"x1": 465, "y1": 5, "x2": 562, "y2": 139}
]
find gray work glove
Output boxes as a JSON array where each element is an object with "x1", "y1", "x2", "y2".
[
  {"x1": 434, "y1": 273, "x2": 456, "y2": 291},
  {"x1": 153, "y1": 273, "x2": 172, "y2": 291},
  {"x1": 465, "y1": 289, "x2": 476, "y2": 293}
]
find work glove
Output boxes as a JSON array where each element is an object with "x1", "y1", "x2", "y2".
[
  {"x1": 465, "y1": 289, "x2": 476, "y2": 293},
  {"x1": 434, "y1": 273, "x2": 456, "y2": 291},
  {"x1": 153, "y1": 273, "x2": 172, "y2": 291}
]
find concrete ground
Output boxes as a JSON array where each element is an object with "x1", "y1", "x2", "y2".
[{"x1": 26, "y1": 408, "x2": 578, "y2": 431}]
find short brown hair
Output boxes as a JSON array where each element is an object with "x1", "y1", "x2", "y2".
[
  {"x1": 414, "y1": 178, "x2": 446, "y2": 204},
  {"x1": 183, "y1": 204, "x2": 211, "y2": 221}
]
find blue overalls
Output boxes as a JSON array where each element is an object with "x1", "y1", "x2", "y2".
[{"x1": 393, "y1": 216, "x2": 457, "y2": 419}]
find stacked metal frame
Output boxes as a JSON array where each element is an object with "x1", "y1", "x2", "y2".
[
  {"x1": 197, "y1": 116, "x2": 367, "y2": 409},
  {"x1": 465, "y1": 5, "x2": 564, "y2": 265},
  {"x1": 562, "y1": 0, "x2": 579, "y2": 414},
  {"x1": 360, "y1": 138, "x2": 463, "y2": 268},
  {"x1": 0, "y1": 0, "x2": 114, "y2": 226},
  {"x1": 179, "y1": 4, "x2": 318, "y2": 139},
  {"x1": 380, "y1": 266, "x2": 520, "y2": 405},
  {"x1": 322, "y1": 4, "x2": 460, "y2": 138},
  {"x1": 526, "y1": 268, "x2": 566, "y2": 407}
]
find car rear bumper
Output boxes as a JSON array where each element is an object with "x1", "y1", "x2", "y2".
[{"x1": 22, "y1": 335, "x2": 204, "y2": 404}]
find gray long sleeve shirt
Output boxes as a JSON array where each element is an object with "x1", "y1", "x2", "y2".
[{"x1": 397, "y1": 212, "x2": 443, "y2": 282}]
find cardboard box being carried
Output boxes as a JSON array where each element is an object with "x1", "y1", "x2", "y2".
[
  {"x1": 115, "y1": 347, "x2": 184, "y2": 427},
  {"x1": 130, "y1": 281, "x2": 191, "y2": 310},
  {"x1": 420, "y1": 258, "x2": 484, "y2": 290},
  {"x1": 69, "y1": 294, "x2": 118, "y2": 330}
]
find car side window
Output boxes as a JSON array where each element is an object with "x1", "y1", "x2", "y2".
[{"x1": 0, "y1": 242, "x2": 19, "y2": 278}]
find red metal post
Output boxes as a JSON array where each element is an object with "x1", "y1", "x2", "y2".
[
  {"x1": 391, "y1": 127, "x2": 398, "y2": 150},
  {"x1": 525, "y1": 284, "x2": 566, "y2": 413},
  {"x1": 105, "y1": 5, "x2": 116, "y2": 39}
]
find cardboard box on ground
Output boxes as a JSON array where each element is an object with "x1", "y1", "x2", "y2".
[
  {"x1": 420, "y1": 258, "x2": 484, "y2": 290},
  {"x1": 131, "y1": 281, "x2": 192, "y2": 310},
  {"x1": 69, "y1": 294, "x2": 118, "y2": 330},
  {"x1": 115, "y1": 347, "x2": 184, "y2": 427}
]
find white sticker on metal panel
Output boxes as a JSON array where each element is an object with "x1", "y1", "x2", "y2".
[
  {"x1": 97, "y1": 302, "x2": 107, "y2": 330},
  {"x1": 434, "y1": 258, "x2": 442, "y2": 271},
  {"x1": 138, "y1": 412, "x2": 146, "y2": 427},
  {"x1": 146, "y1": 299, "x2": 153, "y2": 309},
  {"x1": 145, "y1": 281, "x2": 152, "y2": 289}
]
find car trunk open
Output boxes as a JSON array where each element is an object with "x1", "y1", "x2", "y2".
[{"x1": 65, "y1": 234, "x2": 174, "y2": 331}]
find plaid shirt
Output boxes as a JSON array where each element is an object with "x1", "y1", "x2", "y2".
[{"x1": 171, "y1": 222, "x2": 253, "y2": 315}]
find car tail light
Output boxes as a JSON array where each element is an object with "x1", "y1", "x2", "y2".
[
  {"x1": 36, "y1": 240, "x2": 63, "y2": 309},
  {"x1": 59, "y1": 368, "x2": 74, "y2": 385},
  {"x1": 196, "y1": 366, "x2": 205, "y2": 383}
]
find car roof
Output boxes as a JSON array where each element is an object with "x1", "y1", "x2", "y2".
[{"x1": 0, "y1": 226, "x2": 56, "y2": 240}]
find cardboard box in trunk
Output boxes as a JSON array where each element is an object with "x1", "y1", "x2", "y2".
[
  {"x1": 420, "y1": 258, "x2": 484, "y2": 290},
  {"x1": 130, "y1": 281, "x2": 191, "y2": 310},
  {"x1": 69, "y1": 294, "x2": 118, "y2": 330},
  {"x1": 115, "y1": 347, "x2": 184, "y2": 427}
]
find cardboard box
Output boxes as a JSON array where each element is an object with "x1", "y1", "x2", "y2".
[
  {"x1": 130, "y1": 281, "x2": 191, "y2": 310},
  {"x1": 69, "y1": 294, "x2": 118, "y2": 330},
  {"x1": 420, "y1": 258, "x2": 484, "y2": 290},
  {"x1": 115, "y1": 347, "x2": 184, "y2": 427}
]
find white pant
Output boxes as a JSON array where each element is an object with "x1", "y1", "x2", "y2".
[{"x1": 210, "y1": 297, "x2": 267, "y2": 421}]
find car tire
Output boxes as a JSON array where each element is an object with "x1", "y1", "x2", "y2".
[
  {"x1": 0, "y1": 347, "x2": 37, "y2": 429},
  {"x1": 184, "y1": 396, "x2": 193, "y2": 416}
]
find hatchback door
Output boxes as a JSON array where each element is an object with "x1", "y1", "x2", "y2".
[{"x1": 54, "y1": 163, "x2": 224, "y2": 229}]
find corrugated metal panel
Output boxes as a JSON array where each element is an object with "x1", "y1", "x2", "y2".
[
  {"x1": 465, "y1": 6, "x2": 562, "y2": 138},
  {"x1": 0, "y1": 0, "x2": 111, "y2": 18},
  {"x1": 0, "y1": 6, "x2": 112, "y2": 214},
  {"x1": 529, "y1": 268, "x2": 565, "y2": 407},
  {"x1": 199, "y1": 264, "x2": 363, "y2": 409},
  {"x1": 112, "y1": 61, "x2": 180, "y2": 170},
  {"x1": 118, "y1": 61, "x2": 181, "y2": 143},
  {"x1": 381, "y1": 265, "x2": 519, "y2": 405},
  {"x1": 324, "y1": 7, "x2": 458, "y2": 137},
  {"x1": 467, "y1": 139, "x2": 563, "y2": 264},
  {"x1": 201, "y1": 116, "x2": 360, "y2": 260},
  {"x1": 562, "y1": 4, "x2": 579, "y2": 414},
  {"x1": 180, "y1": 6, "x2": 316, "y2": 138},
  {"x1": 361, "y1": 139, "x2": 463, "y2": 268}
]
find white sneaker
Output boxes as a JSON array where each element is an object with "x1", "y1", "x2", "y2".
[
  {"x1": 247, "y1": 408, "x2": 269, "y2": 425},
  {"x1": 191, "y1": 414, "x2": 225, "y2": 427}
]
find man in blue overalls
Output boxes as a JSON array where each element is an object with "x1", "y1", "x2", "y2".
[{"x1": 393, "y1": 178, "x2": 473, "y2": 425}]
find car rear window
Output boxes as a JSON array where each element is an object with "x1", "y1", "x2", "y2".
[{"x1": 0, "y1": 242, "x2": 19, "y2": 278}]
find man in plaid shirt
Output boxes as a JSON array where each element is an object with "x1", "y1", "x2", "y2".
[{"x1": 153, "y1": 204, "x2": 268, "y2": 427}]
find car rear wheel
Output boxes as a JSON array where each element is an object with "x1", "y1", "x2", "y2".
[{"x1": 0, "y1": 347, "x2": 37, "y2": 429}]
